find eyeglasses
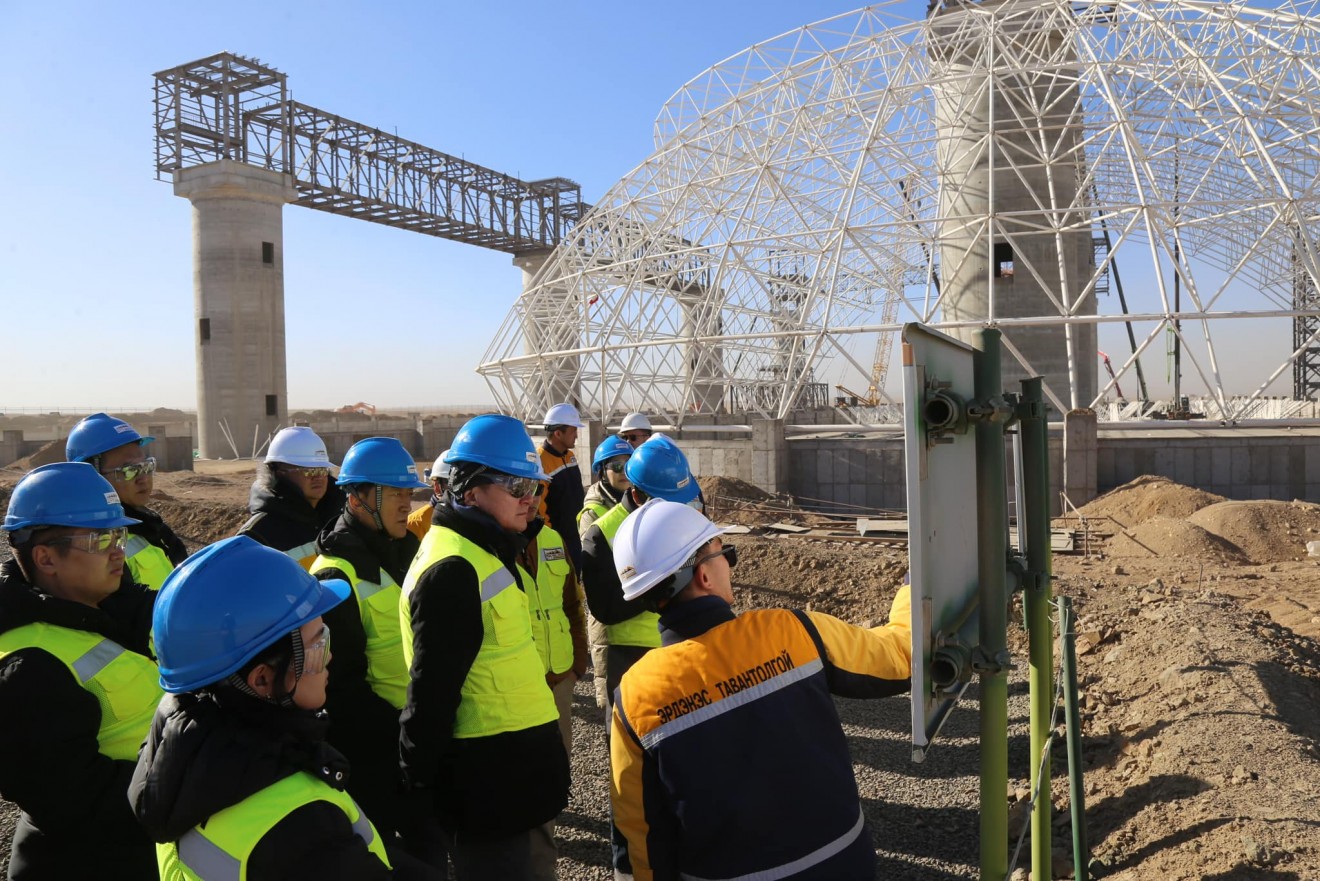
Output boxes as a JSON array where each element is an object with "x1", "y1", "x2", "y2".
[
  {"x1": 101, "y1": 457, "x2": 156, "y2": 482},
  {"x1": 40, "y1": 527, "x2": 129, "y2": 555},
  {"x1": 605, "y1": 461, "x2": 628, "y2": 473},
  {"x1": 484, "y1": 473, "x2": 545, "y2": 500},
  {"x1": 282, "y1": 466, "x2": 330, "y2": 479},
  {"x1": 620, "y1": 431, "x2": 652, "y2": 445},
  {"x1": 302, "y1": 624, "x2": 331, "y2": 676},
  {"x1": 693, "y1": 544, "x2": 737, "y2": 570}
]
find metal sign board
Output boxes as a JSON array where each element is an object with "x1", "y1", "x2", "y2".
[{"x1": 903, "y1": 323, "x2": 980, "y2": 762}]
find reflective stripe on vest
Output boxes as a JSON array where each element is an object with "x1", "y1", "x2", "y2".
[
  {"x1": 576, "y1": 499, "x2": 609, "y2": 529},
  {"x1": 0, "y1": 622, "x2": 161, "y2": 761},
  {"x1": 596, "y1": 503, "x2": 662, "y2": 648},
  {"x1": 124, "y1": 536, "x2": 175, "y2": 591},
  {"x1": 310, "y1": 554, "x2": 410, "y2": 709},
  {"x1": 401, "y1": 526, "x2": 557, "y2": 738},
  {"x1": 677, "y1": 807, "x2": 866, "y2": 881},
  {"x1": 158, "y1": 770, "x2": 390, "y2": 880},
  {"x1": 525, "y1": 528, "x2": 575, "y2": 675},
  {"x1": 284, "y1": 540, "x2": 319, "y2": 571}
]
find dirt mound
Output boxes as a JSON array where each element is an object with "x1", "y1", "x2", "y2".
[
  {"x1": 1108, "y1": 516, "x2": 1249, "y2": 563},
  {"x1": 1187, "y1": 499, "x2": 1320, "y2": 564},
  {"x1": 698, "y1": 475, "x2": 773, "y2": 504},
  {"x1": 4, "y1": 438, "x2": 65, "y2": 472},
  {"x1": 1075, "y1": 475, "x2": 1225, "y2": 528},
  {"x1": 151, "y1": 499, "x2": 250, "y2": 550},
  {"x1": 698, "y1": 475, "x2": 799, "y2": 526}
]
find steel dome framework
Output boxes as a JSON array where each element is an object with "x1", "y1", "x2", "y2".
[{"x1": 480, "y1": 0, "x2": 1320, "y2": 423}]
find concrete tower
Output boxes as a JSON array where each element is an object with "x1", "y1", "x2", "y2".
[
  {"x1": 175, "y1": 160, "x2": 297, "y2": 459},
  {"x1": 929, "y1": 0, "x2": 1097, "y2": 408},
  {"x1": 513, "y1": 250, "x2": 580, "y2": 416}
]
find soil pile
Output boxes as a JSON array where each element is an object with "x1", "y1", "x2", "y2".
[
  {"x1": 1074, "y1": 475, "x2": 1225, "y2": 527},
  {"x1": 1107, "y1": 516, "x2": 1250, "y2": 564},
  {"x1": 150, "y1": 499, "x2": 250, "y2": 550},
  {"x1": 4, "y1": 439, "x2": 65, "y2": 472},
  {"x1": 730, "y1": 535, "x2": 908, "y2": 624},
  {"x1": 698, "y1": 475, "x2": 799, "y2": 526},
  {"x1": 1187, "y1": 499, "x2": 1320, "y2": 564}
]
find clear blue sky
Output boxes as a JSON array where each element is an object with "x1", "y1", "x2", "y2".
[
  {"x1": 0, "y1": 0, "x2": 872, "y2": 412},
  {"x1": 0, "y1": 1, "x2": 1303, "y2": 413}
]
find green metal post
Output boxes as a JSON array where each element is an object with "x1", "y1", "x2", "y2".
[
  {"x1": 1059, "y1": 596, "x2": 1090, "y2": 881},
  {"x1": 973, "y1": 329, "x2": 1008, "y2": 881},
  {"x1": 1020, "y1": 377, "x2": 1054, "y2": 881}
]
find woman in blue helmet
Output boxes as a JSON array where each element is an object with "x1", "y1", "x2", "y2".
[
  {"x1": 130, "y1": 536, "x2": 438, "y2": 881},
  {"x1": 308, "y1": 437, "x2": 430, "y2": 855},
  {"x1": 577, "y1": 435, "x2": 634, "y2": 710},
  {"x1": 399, "y1": 414, "x2": 569, "y2": 881},
  {"x1": 66, "y1": 412, "x2": 188, "y2": 590},
  {"x1": 0, "y1": 462, "x2": 162, "y2": 880}
]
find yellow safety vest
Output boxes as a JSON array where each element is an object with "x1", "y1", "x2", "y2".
[
  {"x1": 309, "y1": 555, "x2": 409, "y2": 709},
  {"x1": 123, "y1": 536, "x2": 176, "y2": 591},
  {"x1": 0, "y1": 622, "x2": 161, "y2": 760},
  {"x1": 157, "y1": 771, "x2": 390, "y2": 880},
  {"x1": 525, "y1": 527, "x2": 575, "y2": 675},
  {"x1": 401, "y1": 527, "x2": 557, "y2": 738},
  {"x1": 594, "y1": 503, "x2": 662, "y2": 649},
  {"x1": 576, "y1": 498, "x2": 610, "y2": 530}
]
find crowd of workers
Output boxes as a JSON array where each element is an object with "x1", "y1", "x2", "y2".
[{"x1": 0, "y1": 406, "x2": 913, "y2": 881}]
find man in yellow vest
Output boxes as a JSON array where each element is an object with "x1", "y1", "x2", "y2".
[
  {"x1": 66, "y1": 412, "x2": 187, "y2": 590},
  {"x1": 609, "y1": 500, "x2": 912, "y2": 881},
  {"x1": 310, "y1": 437, "x2": 428, "y2": 853},
  {"x1": 578, "y1": 436, "x2": 634, "y2": 710},
  {"x1": 0, "y1": 462, "x2": 162, "y2": 879},
  {"x1": 239, "y1": 426, "x2": 347, "y2": 569},
  {"x1": 131, "y1": 536, "x2": 435, "y2": 879},
  {"x1": 400, "y1": 414, "x2": 569, "y2": 881}
]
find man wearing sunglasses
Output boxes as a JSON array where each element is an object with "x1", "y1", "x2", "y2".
[
  {"x1": 66, "y1": 412, "x2": 188, "y2": 591},
  {"x1": 537, "y1": 402, "x2": 587, "y2": 572},
  {"x1": 400, "y1": 414, "x2": 569, "y2": 881},
  {"x1": 608, "y1": 499, "x2": 912, "y2": 881},
  {"x1": 617, "y1": 412, "x2": 654, "y2": 448},
  {"x1": 0, "y1": 462, "x2": 162, "y2": 880},
  {"x1": 239, "y1": 426, "x2": 347, "y2": 570}
]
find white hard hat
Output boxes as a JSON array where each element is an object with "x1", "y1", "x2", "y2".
[
  {"x1": 265, "y1": 427, "x2": 335, "y2": 468},
  {"x1": 427, "y1": 449, "x2": 453, "y2": 481},
  {"x1": 543, "y1": 403, "x2": 585, "y2": 429},
  {"x1": 615, "y1": 499, "x2": 725, "y2": 602},
  {"x1": 620, "y1": 412, "x2": 653, "y2": 432}
]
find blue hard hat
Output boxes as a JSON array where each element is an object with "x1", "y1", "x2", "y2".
[
  {"x1": 592, "y1": 436, "x2": 634, "y2": 474},
  {"x1": 442, "y1": 414, "x2": 549, "y2": 481},
  {"x1": 154, "y1": 536, "x2": 350, "y2": 693},
  {"x1": 336, "y1": 437, "x2": 428, "y2": 488},
  {"x1": 624, "y1": 435, "x2": 699, "y2": 504},
  {"x1": 4, "y1": 463, "x2": 141, "y2": 533},
  {"x1": 66, "y1": 413, "x2": 153, "y2": 462}
]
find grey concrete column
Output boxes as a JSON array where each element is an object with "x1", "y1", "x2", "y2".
[
  {"x1": 585, "y1": 419, "x2": 608, "y2": 462},
  {"x1": 175, "y1": 160, "x2": 297, "y2": 459},
  {"x1": 1063, "y1": 407, "x2": 1098, "y2": 508},
  {"x1": 678, "y1": 292, "x2": 726, "y2": 414},
  {"x1": 751, "y1": 418, "x2": 788, "y2": 494},
  {"x1": 513, "y1": 250, "x2": 579, "y2": 418}
]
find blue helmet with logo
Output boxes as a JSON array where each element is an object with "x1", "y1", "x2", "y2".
[
  {"x1": 336, "y1": 437, "x2": 428, "y2": 488},
  {"x1": 624, "y1": 435, "x2": 699, "y2": 504},
  {"x1": 592, "y1": 436, "x2": 634, "y2": 475},
  {"x1": 66, "y1": 413, "x2": 153, "y2": 463},
  {"x1": 154, "y1": 536, "x2": 350, "y2": 693},
  {"x1": 4, "y1": 462, "x2": 141, "y2": 534},
  {"x1": 443, "y1": 414, "x2": 549, "y2": 480}
]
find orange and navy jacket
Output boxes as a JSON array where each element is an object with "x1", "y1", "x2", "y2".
[
  {"x1": 609, "y1": 586, "x2": 912, "y2": 881},
  {"x1": 537, "y1": 440, "x2": 585, "y2": 570}
]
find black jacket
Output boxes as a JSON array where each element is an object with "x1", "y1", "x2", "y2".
[
  {"x1": 540, "y1": 440, "x2": 586, "y2": 570},
  {"x1": 581, "y1": 490, "x2": 650, "y2": 625},
  {"x1": 312, "y1": 511, "x2": 419, "y2": 839},
  {"x1": 125, "y1": 504, "x2": 189, "y2": 565},
  {"x1": 0, "y1": 559, "x2": 157, "y2": 881},
  {"x1": 399, "y1": 500, "x2": 569, "y2": 838},
  {"x1": 238, "y1": 468, "x2": 347, "y2": 553},
  {"x1": 130, "y1": 690, "x2": 430, "y2": 880}
]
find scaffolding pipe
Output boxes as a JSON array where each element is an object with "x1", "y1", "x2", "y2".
[{"x1": 1059, "y1": 595, "x2": 1091, "y2": 881}]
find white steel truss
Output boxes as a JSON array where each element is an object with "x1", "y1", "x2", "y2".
[{"x1": 480, "y1": 0, "x2": 1320, "y2": 424}]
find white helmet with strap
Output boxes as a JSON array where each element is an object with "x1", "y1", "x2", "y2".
[{"x1": 615, "y1": 499, "x2": 724, "y2": 602}]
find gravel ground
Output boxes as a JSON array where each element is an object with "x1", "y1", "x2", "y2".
[{"x1": 554, "y1": 665, "x2": 1034, "y2": 880}]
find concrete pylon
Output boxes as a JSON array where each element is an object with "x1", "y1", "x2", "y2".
[
  {"x1": 514, "y1": 250, "x2": 580, "y2": 418},
  {"x1": 175, "y1": 160, "x2": 297, "y2": 459}
]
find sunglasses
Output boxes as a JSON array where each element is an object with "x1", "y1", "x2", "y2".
[
  {"x1": 484, "y1": 473, "x2": 546, "y2": 500},
  {"x1": 620, "y1": 432, "x2": 652, "y2": 444},
  {"x1": 605, "y1": 461, "x2": 628, "y2": 473},
  {"x1": 101, "y1": 457, "x2": 156, "y2": 482},
  {"x1": 693, "y1": 544, "x2": 738, "y2": 570},
  {"x1": 41, "y1": 527, "x2": 129, "y2": 555},
  {"x1": 302, "y1": 623, "x2": 331, "y2": 676},
  {"x1": 283, "y1": 466, "x2": 331, "y2": 479}
]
